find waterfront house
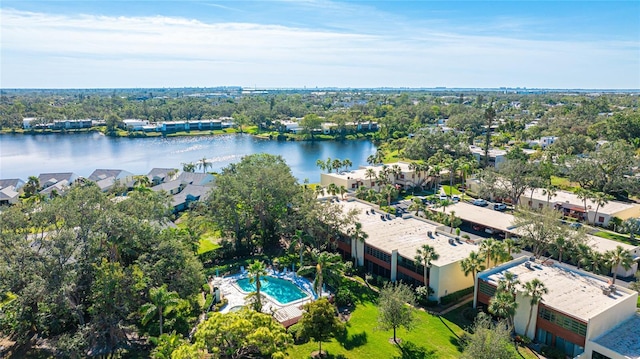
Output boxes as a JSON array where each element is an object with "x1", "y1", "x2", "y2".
[
  {"x1": 320, "y1": 162, "x2": 425, "y2": 192},
  {"x1": 38, "y1": 173, "x2": 79, "y2": 191},
  {"x1": 0, "y1": 179, "x2": 23, "y2": 205},
  {"x1": 175, "y1": 172, "x2": 215, "y2": 186},
  {"x1": 171, "y1": 184, "x2": 212, "y2": 212},
  {"x1": 122, "y1": 119, "x2": 149, "y2": 131},
  {"x1": 88, "y1": 169, "x2": 135, "y2": 191},
  {"x1": 147, "y1": 168, "x2": 178, "y2": 186}
]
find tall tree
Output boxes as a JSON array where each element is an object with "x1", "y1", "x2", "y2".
[
  {"x1": 590, "y1": 191, "x2": 614, "y2": 225},
  {"x1": 523, "y1": 279, "x2": 548, "y2": 338},
  {"x1": 377, "y1": 282, "x2": 416, "y2": 345},
  {"x1": 299, "y1": 298, "x2": 344, "y2": 356},
  {"x1": 414, "y1": 245, "x2": 439, "y2": 286},
  {"x1": 349, "y1": 222, "x2": 368, "y2": 267},
  {"x1": 461, "y1": 313, "x2": 518, "y2": 359},
  {"x1": 604, "y1": 246, "x2": 633, "y2": 285},
  {"x1": 247, "y1": 260, "x2": 268, "y2": 312},
  {"x1": 197, "y1": 157, "x2": 212, "y2": 173},
  {"x1": 140, "y1": 285, "x2": 181, "y2": 336},
  {"x1": 297, "y1": 250, "x2": 345, "y2": 295},
  {"x1": 460, "y1": 251, "x2": 486, "y2": 283}
]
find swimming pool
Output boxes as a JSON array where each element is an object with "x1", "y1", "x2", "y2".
[{"x1": 235, "y1": 276, "x2": 309, "y2": 305}]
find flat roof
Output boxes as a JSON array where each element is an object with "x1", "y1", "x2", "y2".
[
  {"x1": 529, "y1": 188, "x2": 635, "y2": 215},
  {"x1": 340, "y1": 200, "x2": 478, "y2": 266},
  {"x1": 586, "y1": 234, "x2": 640, "y2": 256},
  {"x1": 480, "y1": 259, "x2": 636, "y2": 321},
  {"x1": 592, "y1": 314, "x2": 640, "y2": 358},
  {"x1": 323, "y1": 162, "x2": 414, "y2": 181},
  {"x1": 448, "y1": 201, "x2": 517, "y2": 233}
]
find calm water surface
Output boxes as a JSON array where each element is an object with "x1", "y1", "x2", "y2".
[{"x1": 0, "y1": 133, "x2": 376, "y2": 182}]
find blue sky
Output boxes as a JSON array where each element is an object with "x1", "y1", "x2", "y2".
[{"x1": 1, "y1": 1, "x2": 638, "y2": 89}]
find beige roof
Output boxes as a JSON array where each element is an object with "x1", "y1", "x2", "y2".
[
  {"x1": 448, "y1": 201, "x2": 517, "y2": 233},
  {"x1": 482, "y1": 259, "x2": 637, "y2": 321},
  {"x1": 528, "y1": 188, "x2": 635, "y2": 215},
  {"x1": 586, "y1": 234, "x2": 640, "y2": 255},
  {"x1": 323, "y1": 162, "x2": 415, "y2": 181},
  {"x1": 340, "y1": 200, "x2": 478, "y2": 266},
  {"x1": 593, "y1": 314, "x2": 640, "y2": 358}
]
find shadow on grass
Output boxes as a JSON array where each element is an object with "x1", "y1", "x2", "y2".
[
  {"x1": 341, "y1": 277, "x2": 378, "y2": 304},
  {"x1": 336, "y1": 330, "x2": 368, "y2": 350},
  {"x1": 438, "y1": 315, "x2": 464, "y2": 351},
  {"x1": 393, "y1": 341, "x2": 438, "y2": 359}
]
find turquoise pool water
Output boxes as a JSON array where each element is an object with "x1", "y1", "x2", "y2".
[{"x1": 236, "y1": 276, "x2": 308, "y2": 305}]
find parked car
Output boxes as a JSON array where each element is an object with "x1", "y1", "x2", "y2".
[
  {"x1": 472, "y1": 224, "x2": 484, "y2": 231},
  {"x1": 452, "y1": 195, "x2": 460, "y2": 202},
  {"x1": 439, "y1": 194, "x2": 448, "y2": 201},
  {"x1": 569, "y1": 222, "x2": 583, "y2": 230},
  {"x1": 473, "y1": 199, "x2": 488, "y2": 207},
  {"x1": 493, "y1": 203, "x2": 507, "y2": 211},
  {"x1": 485, "y1": 228, "x2": 497, "y2": 234}
]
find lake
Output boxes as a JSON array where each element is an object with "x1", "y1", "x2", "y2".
[{"x1": 0, "y1": 133, "x2": 377, "y2": 183}]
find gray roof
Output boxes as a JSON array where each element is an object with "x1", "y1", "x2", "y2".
[
  {"x1": 88, "y1": 169, "x2": 133, "y2": 181},
  {"x1": 152, "y1": 180, "x2": 183, "y2": 193},
  {"x1": 38, "y1": 173, "x2": 78, "y2": 186},
  {"x1": 0, "y1": 186, "x2": 19, "y2": 200},
  {"x1": 147, "y1": 168, "x2": 177, "y2": 178},
  {"x1": 592, "y1": 314, "x2": 640, "y2": 358},
  {"x1": 171, "y1": 184, "x2": 212, "y2": 207},
  {"x1": 176, "y1": 172, "x2": 214, "y2": 186},
  {"x1": 0, "y1": 178, "x2": 25, "y2": 190}
]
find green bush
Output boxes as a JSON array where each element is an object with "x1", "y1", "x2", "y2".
[
  {"x1": 541, "y1": 345, "x2": 566, "y2": 359},
  {"x1": 335, "y1": 287, "x2": 356, "y2": 308},
  {"x1": 440, "y1": 286, "x2": 474, "y2": 306},
  {"x1": 288, "y1": 322, "x2": 309, "y2": 344}
]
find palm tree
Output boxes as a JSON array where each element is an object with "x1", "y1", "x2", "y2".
[
  {"x1": 480, "y1": 238, "x2": 499, "y2": 268},
  {"x1": 291, "y1": 230, "x2": 311, "y2": 267},
  {"x1": 316, "y1": 159, "x2": 327, "y2": 172},
  {"x1": 460, "y1": 251, "x2": 486, "y2": 282},
  {"x1": 297, "y1": 250, "x2": 345, "y2": 295},
  {"x1": 497, "y1": 271, "x2": 520, "y2": 295},
  {"x1": 133, "y1": 175, "x2": 151, "y2": 188},
  {"x1": 503, "y1": 238, "x2": 519, "y2": 259},
  {"x1": 339, "y1": 185, "x2": 347, "y2": 199},
  {"x1": 604, "y1": 246, "x2": 633, "y2": 285},
  {"x1": 488, "y1": 290, "x2": 518, "y2": 331},
  {"x1": 408, "y1": 197, "x2": 424, "y2": 216},
  {"x1": 590, "y1": 192, "x2": 614, "y2": 226},
  {"x1": 248, "y1": 260, "x2": 268, "y2": 312},
  {"x1": 140, "y1": 285, "x2": 181, "y2": 336},
  {"x1": 349, "y1": 222, "x2": 368, "y2": 267},
  {"x1": 332, "y1": 159, "x2": 343, "y2": 174},
  {"x1": 573, "y1": 243, "x2": 592, "y2": 269},
  {"x1": 414, "y1": 245, "x2": 439, "y2": 286},
  {"x1": 315, "y1": 185, "x2": 325, "y2": 198},
  {"x1": 23, "y1": 175, "x2": 40, "y2": 198},
  {"x1": 449, "y1": 210, "x2": 457, "y2": 233},
  {"x1": 523, "y1": 279, "x2": 548, "y2": 338},
  {"x1": 542, "y1": 184, "x2": 558, "y2": 207},
  {"x1": 181, "y1": 162, "x2": 196, "y2": 173},
  {"x1": 365, "y1": 168, "x2": 377, "y2": 188},
  {"x1": 382, "y1": 184, "x2": 397, "y2": 206},
  {"x1": 327, "y1": 183, "x2": 338, "y2": 196},
  {"x1": 198, "y1": 157, "x2": 212, "y2": 173},
  {"x1": 550, "y1": 236, "x2": 572, "y2": 263},
  {"x1": 342, "y1": 158, "x2": 353, "y2": 172},
  {"x1": 574, "y1": 187, "x2": 592, "y2": 222}
]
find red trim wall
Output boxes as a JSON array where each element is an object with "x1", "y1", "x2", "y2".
[
  {"x1": 337, "y1": 241, "x2": 351, "y2": 253},
  {"x1": 364, "y1": 254, "x2": 391, "y2": 270},
  {"x1": 536, "y1": 304, "x2": 586, "y2": 347},
  {"x1": 397, "y1": 265, "x2": 425, "y2": 283}
]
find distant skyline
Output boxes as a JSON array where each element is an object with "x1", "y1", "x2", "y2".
[{"x1": 1, "y1": 1, "x2": 639, "y2": 89}]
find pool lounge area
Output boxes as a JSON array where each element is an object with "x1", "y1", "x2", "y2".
[{"x1": 211, "y1": 268, "x2": 322, "y2": 327}]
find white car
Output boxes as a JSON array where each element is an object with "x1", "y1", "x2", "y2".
[
  {"x1": 439, "y1": 194, "x2": 448, "y2": 201},
  {"x1": 452, "y1": 195, "x2": 460, "y2": 202}
]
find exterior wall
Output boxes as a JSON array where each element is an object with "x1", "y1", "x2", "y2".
[
  {"x1": 513, "y1": 293, "x2": 537, "y2": 339},
  {"x1": 432, "y1": 260, "x2": 473, "y2": 301},
  {"x1": 536, "y1": 303, "x2": 587, "y2": 347},
  {"x1": 586, "y1": 291, "x2": 638, "y2": 342},
  {"x1": 584, "y1": 341, "x2": 625, "y2": 359},
  {"x1": 320, "y1": 173, "x2": 356, "y2": 189},
  {"x1": 351, "y1": 237, "x2": 365, "y2": 266}
]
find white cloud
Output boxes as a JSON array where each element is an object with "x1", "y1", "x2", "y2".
[{"x1": 1, "y1": 8, "x2": 638, "y2": 88}]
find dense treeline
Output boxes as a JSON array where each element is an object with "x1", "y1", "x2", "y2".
[{"x1": 0, "y1": 184, "x2": 205, "y2": 357}]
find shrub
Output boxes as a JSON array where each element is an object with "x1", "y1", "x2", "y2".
[
  {"x1": 288, "y1": 323, "x2": 310, "y2": 344},
  {"x1": 440, "y1": 286, "x2": 474, "y2": 306},
  {"x1": 541, "y1": 345, "x2": 566, "y2": 359},
  {"x1": 335, "y1": 287, "x2": 356, "y2": 308}
]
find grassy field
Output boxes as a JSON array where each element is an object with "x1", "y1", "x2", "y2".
[
  {"x1": 441, "y1": 185, "x2": 462, "y2": 196},
  {"x1": 550, "y1": 176, "x2": 579, "y2": 191},
  {"x1": 197, "y1": 236, "x2": 221, "y2": 255},
  {"x1": 593, "y1": 231, "x2": 634, "y2": 245}
]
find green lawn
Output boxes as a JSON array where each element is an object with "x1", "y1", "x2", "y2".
[
  {"x1": 441, "y1": 185, "x2": 462, "y2": 196},
  {"x1": 287, "y1": 302, "x2": 464, "y2": 359},
  {"x1": 550, "y1": 176, "x2": 579, "y2": 191},
  {"x1": 593, "y1": 231, "x2": 635, "y2": 245},
  {"x1": 197, "y1": 236, "x2": 221, "y2": 255}
]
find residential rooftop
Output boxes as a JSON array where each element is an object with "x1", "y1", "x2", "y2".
[
  {"x1": 586, "y1": 234, "x2": 640, "y2": 257},
  {"x1": 592, "y1": 314, "x2": 640, "y2": 358},
  {"x1": 340, "y1": 200, "x2": 477, "y2": 266},
  {"x1": 323, "y1": 162, "x2": 414, "y2": 181},
  {"x1": 529, "y1": 188, "x2": 636, "y2": 216},
  {"x1": 480, "y1": 258, "x2": 637, "y2": 322},
  {"x1": 448, "y1": 201, "x2": 517, "y2": 233}
]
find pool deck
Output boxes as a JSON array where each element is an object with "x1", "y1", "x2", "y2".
[{"x1": 212, "y1": 268, "x2": 323, "y2": 327}]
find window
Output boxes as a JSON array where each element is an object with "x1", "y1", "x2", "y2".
[
  {"x1": 598, "y1": 216, "x2": 605, "y2": 223},
  {"x1": 538, "y1": 307, "x2": 587, "y2": 336},
  {"x1": 365, "y1": 245, "x2": 391, "y2": 263},
  {"x1": 398, "y1": 255, "x2": 421, "y2": 273},
  {"x1": 371, "y1": 182, "x2": 375, "y2": 187},
  {"x1": 478, "y1": 281, "x2": 496, "y2": 297},
  {"x1": 352, "y1": 183, "x2": 357, "y2": 189},
  {"x1": 592, "y1": 351, "x2": 612, "y2": 359},
  {"x1": 537, "y1": 328, "x2": 552, "y2": 346},
  {"x1": 400, "y1": 174, "x2": 405, "y2": 179}
]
